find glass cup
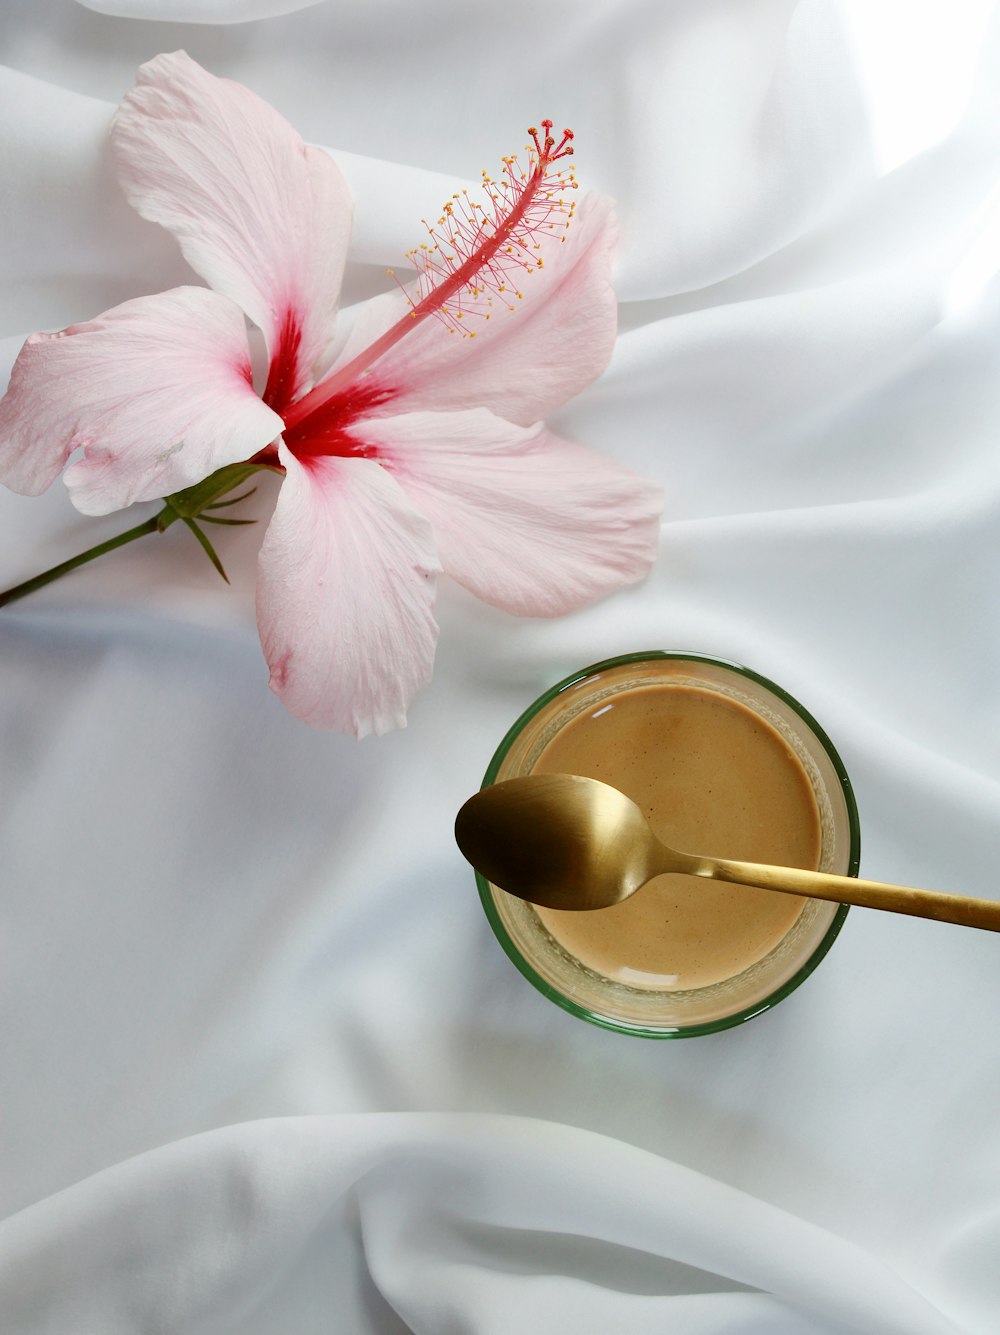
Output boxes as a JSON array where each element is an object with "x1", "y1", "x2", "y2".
[{"x1": 476, "y1": 651, "x2": 860, "y2": 1037}]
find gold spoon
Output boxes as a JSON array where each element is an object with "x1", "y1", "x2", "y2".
[{"x1": 455, "y1": 773, "x2": 1000, "y2": 931}]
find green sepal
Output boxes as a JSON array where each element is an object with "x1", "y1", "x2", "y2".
[
  {"x1": 159, "y1": 460, "x2": 280, "y2": 574},
  {"x1": 163, "y1": 462, "x2": 280, "y2": 522},
  {"x1": 181, "y1": 517, "x2": 230, "y2": 584},
  {"x1": 205, "y1": 487, "x2": 258, "y2": 510}
]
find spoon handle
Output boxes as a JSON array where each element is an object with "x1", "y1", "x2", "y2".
[{"x1": 695, "y1": 857, "x2": 1000, "y2": 932}]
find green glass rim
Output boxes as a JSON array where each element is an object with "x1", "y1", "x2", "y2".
[{"x1": 476, "y1": 650, "x2": 861, "y2": 1039}]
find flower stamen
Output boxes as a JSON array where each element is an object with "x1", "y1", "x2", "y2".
[{"x1": 283, "y1": 122, "x2": 578, "y2": 432}]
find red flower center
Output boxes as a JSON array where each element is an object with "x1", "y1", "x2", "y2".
[{"x1": 281, "y1": 380, "x2": 394, "y2": 460}]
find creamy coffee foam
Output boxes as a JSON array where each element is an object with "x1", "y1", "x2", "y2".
[{"x1": 532, "y1": 684, "x2": 821, "y2": 991}]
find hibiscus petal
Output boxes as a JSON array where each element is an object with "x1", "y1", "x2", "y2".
[
  {"x1": 0, "y1": 287, "x2": 283, "y2": 515},
  {"x1": 354, "y1": 408, "x2": 663, "y2": 616},
  {"x1": 111, "y1": 51, "x2": 352, "y2": 411},
  {"x1": 256, "y1": 442, "x2": 441, "y2": 737},
  {"x1": 321, "y1": 191, "x2": 617, "y2": 427}
]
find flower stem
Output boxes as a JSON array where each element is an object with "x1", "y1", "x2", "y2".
[
  {"x1": 0, "y1": 510, "x2": 168, "y2": 609},
  {"x1": 0, "y1": 461, "x2": 280, "y2": 610}
]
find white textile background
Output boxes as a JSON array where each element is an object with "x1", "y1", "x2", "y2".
[{"x1": 2, "y1": 2, "x2": 1000, "y2": 1332}]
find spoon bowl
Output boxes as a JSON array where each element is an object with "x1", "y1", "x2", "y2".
[{"x1": 456, "y1": 772, "x2": 661, "y2": 911}]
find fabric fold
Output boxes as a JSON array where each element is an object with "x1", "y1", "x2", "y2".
[{"x1": 0, "y1": 1115, "x2": 962, "y2": 1335}]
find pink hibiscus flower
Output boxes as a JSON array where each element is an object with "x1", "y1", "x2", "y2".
[{"x1": 0, "y1": 52, "x2": 662, "y2": 737}]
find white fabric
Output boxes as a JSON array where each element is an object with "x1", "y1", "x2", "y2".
[{"x1": 2, "y1": 2, "x2": 1000, "y2": 1333}]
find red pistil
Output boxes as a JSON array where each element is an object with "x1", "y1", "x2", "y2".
[
  {"x1": 531, "y1": 120, "x2": 574, "y2": 162},
  {"x1": 283, "y1": 121, "x2": 577, "y2": 437}
]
